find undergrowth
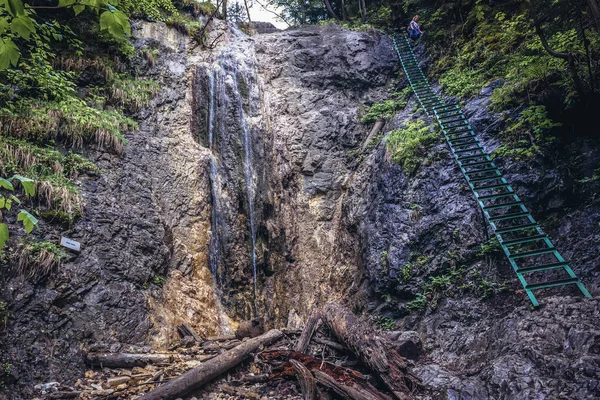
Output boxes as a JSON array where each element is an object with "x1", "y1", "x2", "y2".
[
  {"x1": 361, "y1": 99, "x2": 407, "y2": 124},
  {"x1": 18, "y1": 240, "x2": 66, "y2": 281},
  {"x1": 386, "y1": 120, "x2": 439, "y2": 174},
  {"x1": 407, "y1": 264, "x2": 507, "y2": 312}
]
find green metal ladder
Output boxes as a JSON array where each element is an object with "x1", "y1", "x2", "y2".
[{"x1": 392, "y1": 35, "x2": 592, "y2": 307}]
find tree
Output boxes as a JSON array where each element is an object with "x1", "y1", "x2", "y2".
[{"x1": 0, "y1": 0, "x2": 131, "y2": 70}]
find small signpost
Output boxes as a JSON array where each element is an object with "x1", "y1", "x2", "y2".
[{"x1": 60, "y1": 236, "x2": 81, "y2": 252}]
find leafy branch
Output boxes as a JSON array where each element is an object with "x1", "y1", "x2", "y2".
[
  {"x1": 0, "y1": 174, "x2": 39, "y2": 248},
  {"x1": 0, "y1": 0, "x2": 131, "y2": 69}
]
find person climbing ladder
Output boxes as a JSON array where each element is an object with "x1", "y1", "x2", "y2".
[{"x1": 408, "y1": 15, "x2": 423, "y2": 40}]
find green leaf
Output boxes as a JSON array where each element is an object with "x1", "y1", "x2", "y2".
[
  {"x1": 0, "y1": 178, "x2": 14, "y2": 191},
  {"x1": 0, "y1": 17, "x2": 9, "y2": 35},
  {"x1": 0, "y1": 38, "x2": 20, "y2": 69},
  {"x1": 10, "y1": 175, "x2": 35, "y2": 197},
  {"x1": 99, "y1": 9, "x2": 130, "y2": 39},
  {"x1": 7, "y1": 0, "x2": 24, "y2": 16},
  {"x1": 11, "y1": 15, "x2": 36, "y2": 40},
  {"x1": 17, "y1": 210, "x2": 38, "y2": 234},
  {"x1": 0, "y1": 196, "x2": 4, "y2": 209},
  {"x1": 0, "y1": 223, "x2": 8, "y2": 248},
  {"x1": 73, "y1": 4, "x2": 85, "y2": 15}
]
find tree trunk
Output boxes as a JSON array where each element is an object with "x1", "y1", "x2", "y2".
[
  {"x1": 322, "y1": 303, "x2": 419, "y2": 400},
  {"x1": 534, "y1": 20, "x2": 585, "y2": 97},
  {"x1": 222, "y1": 0, "x2": 228, "y2": 21},
  {"x1": 85, "y1": 353, "x2": 174, "y2": 368},
  {"x1": 138, "y1": 329, "x2": 283, "y2": 400},
  {"x1": 586, "y1": 0, "x2": 600, "y2": 34},
  {"x1": 243, "y1": 0, "x2": 252, "y2": 22},
  {"x1": 323, "y1": 0, "x2": 340, "y2": 20},
  {"x1": 360, "y1": 0, "x2": 367, "y2": 23}
]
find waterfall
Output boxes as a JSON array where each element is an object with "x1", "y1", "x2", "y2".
[
  {"x1": 207, "y1": 69, "x2": 222, "y2": 284},
  {"x1": 205, "y1": 31, "x2": 261, "y2": 317}
]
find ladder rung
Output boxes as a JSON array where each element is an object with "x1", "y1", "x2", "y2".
[
  {"x1": 516, "y1": 261, "x2": 568, "y2": 274},
  {"x1": 449, "y1": 135, "x2": 476, "y2": 143},
  {"x1": 477, "y1": 192, "x2": 515, "y2": 201},
  {"x1": 457, "y1": 154, "x2": 488, "y2": 161},
  {"x1": 453, "y1": 139, "x2": 480, "y2": 148},
  {"x1": 495, "y1": 223, "x2": 538, "y2": 234},
  {"x1": 509, "y1": 247, "x2": 555, "y2": 259},
  {"x1": 525, "y1": 278, "x2": 580, "y2": 291},
  {"x1": 446, "y1": 128, "x2": 473, "y2": 136},
  {"x1": 454, "y1": 146, "x2": 484, "y2": 154},
  {"x1": 483, "y1": 200, "x2": 522, "y2": 210},
  {"x1": 474, "y1": 182, "x2": 509, "y2": 191},
  {"x1": 441, "y1": 117, "x2": 468, "y2": 125},
  {"x1": 488, "y1": 211, "x2": 529, "y2": 222},
  {"x1": 435, "y1": 109, "x2": 462, "y2": 117},
  {"x1": 462, "y1": 160, "x2": 495, "y2": 168},
  {"x1": 466, "y1": 167, "x2": 498, "y2": 176},
  {"x1": 501, "y1": 234, "x2": 546, "y2": 246},
  {"x1": 469, "y1": 174, "x2": 501, "y2": 183}
]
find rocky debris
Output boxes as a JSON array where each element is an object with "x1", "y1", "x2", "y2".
[{"x1": 38, "y1": 305, "x2": 417, "y2": 400}]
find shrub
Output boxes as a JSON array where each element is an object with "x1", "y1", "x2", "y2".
[
  {"x1": 386, "y1": 120, "x2": 439, "y2": 174},
  {"x1": 361, "y1": 99, "x2": 407, "y2": 124}
]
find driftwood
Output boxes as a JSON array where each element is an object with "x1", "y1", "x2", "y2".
[
  {"x1": 290, "y1": 359, "x2": 317, "y2": 400},
  {"x1": 322, "y1": 303, "x2": 419, "y2": 400},
  {"x1": 137, "y1": 329, "x2": 283, "y2": 400},
  {"x1": 85, "y1": 353, "x2": 174, "y2": 368},
  {"x1": 261, "y1": 351, "x2": 388, "y2": 400},
  {"x1": 295, "y1": 314, "x2": 321, "y2": 353},
  {"x1": 313, "y1": 370, "x2": 391, "y2": 400},
  {"x1": 313, "y1": 337, "x2": 347, "y2": 352}
]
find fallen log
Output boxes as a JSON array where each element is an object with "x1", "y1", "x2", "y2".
[
  {"x1": 85, "y1": 353, "x2": 174, "y2": 368},
  {"x1": 261, "y1": 351, "x2": 387, "y2": 400},
  {"x1": 290, "y1": 359, "x2": 317, "y2": 400},
  {"x1": 295, "y1": 314, "x2": 321, "y2": 353},
  {"x1": 313, "y1": 370, "x2": 391, "y2": 400},
  {"x1": 137, "y1": 329, "x2": 283, "y2": 400},
  {"x1": 313, "y1": 337, "x2": 347, "y2": 352},
  {"x1": 322, "y1": 303, "x2": 419, "y2": 400}
]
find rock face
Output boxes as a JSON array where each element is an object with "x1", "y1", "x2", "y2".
[{"x1": 1, "y1": 21, "x2": 600, "y2": 400}]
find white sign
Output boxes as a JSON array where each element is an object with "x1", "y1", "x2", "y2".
[{"x1": 60, "y1": 237, "x2": 81, "y2": 252}]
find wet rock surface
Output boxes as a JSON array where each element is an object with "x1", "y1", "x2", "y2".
[{"x1": 1, "y1": 21, "x2": 600, "y2": 400}]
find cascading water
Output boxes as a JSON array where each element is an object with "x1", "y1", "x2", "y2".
[
  {"x1": 207, "y1": 69, "x2": 222, "y2": 283},
  {"x1": 205, "y1": 30, "x2": 261, "y2": 317}
]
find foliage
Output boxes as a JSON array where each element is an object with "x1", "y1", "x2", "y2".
[
  {"x1": 0, "y1": 0, "x2": 132, "y2": 70},
  {"x1": 0, "y1": 174, "x2": 38, "y2": 248},
  {"x1": 361, "y1": 99, "x2": 406, "y2": 124},
  {"x1": 18, "y1": 240, "x2": 66, "y2": 279},
  {"x1": 476, "y1": 236, "x2": 502, "y2": 258},
  {"x1": 493, "y1": 106, "x2": 560, "y2": 161},
  {"x1": 386, "y1": 119, "x2": 438, "y2": 174},
  {"x1": 165, "y1": 11, "x2": 202, "y2": 35},
  {"x1": 407, "y1": 264, "x2": 506, "y2": 313},
  {"x1": 107, "y1": 75, "x2": 159, "y2": 111},
  {"x1": 119, "y1": 0, "x2": 177, "y2": 21},
  {"x1": 375, "y1": 316, "x2": 395, "y2": 330},
  {"x1": 152, "y1": 275, "x2": 166, "y2": 287}
]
